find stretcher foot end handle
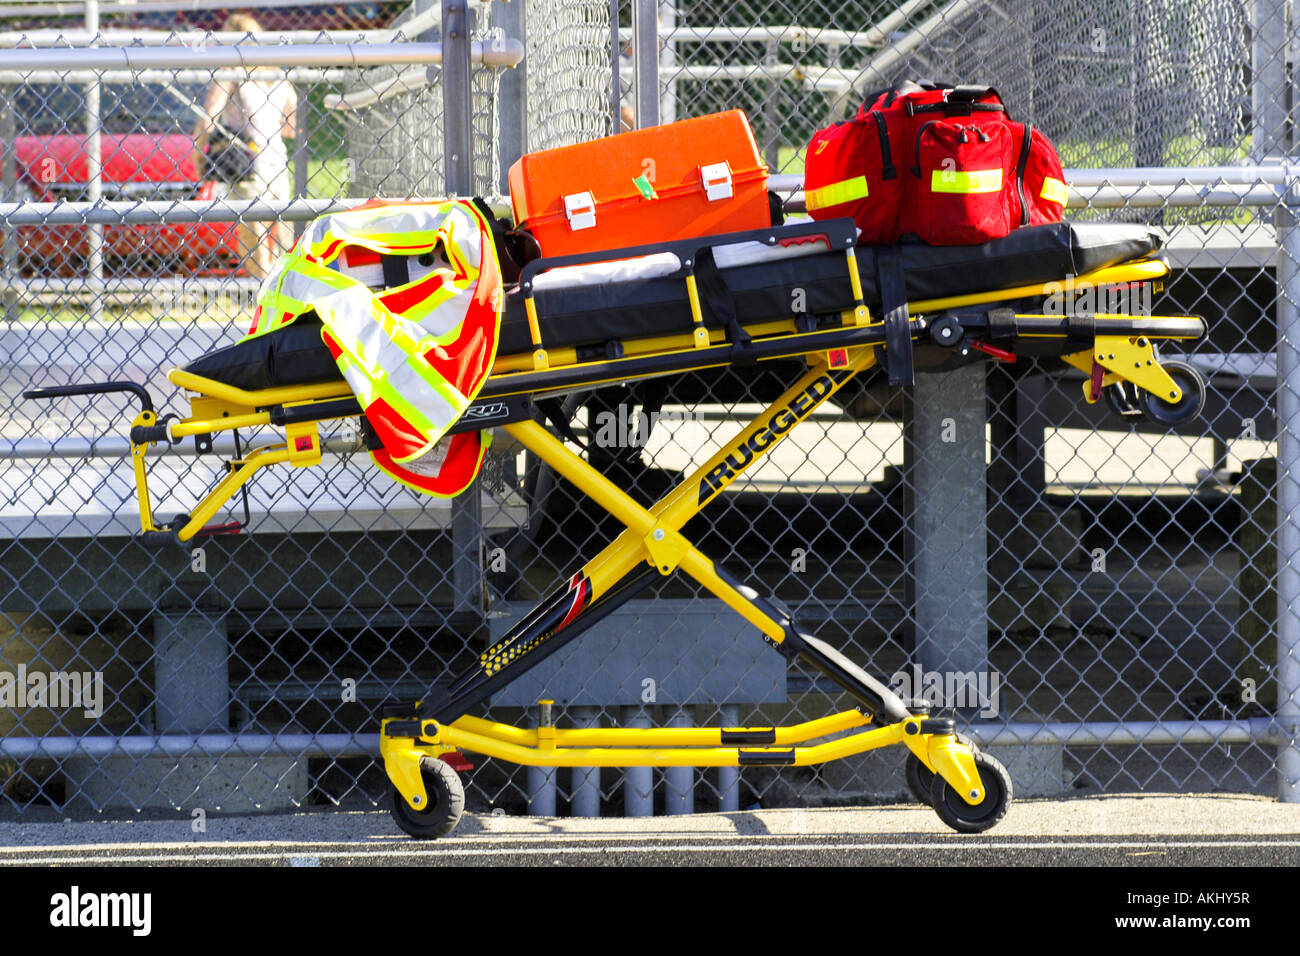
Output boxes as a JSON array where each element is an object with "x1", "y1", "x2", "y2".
[
  {"x1": 23, "y1": 380, "x2": 155, "y2": 415},
  {"x1": 129, "y1": 416, "x2": 180, "y2": 446},
  {"x1": 140, "y1": 530, "x2": 182, "y2": 548}
]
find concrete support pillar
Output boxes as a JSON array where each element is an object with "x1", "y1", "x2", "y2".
[
  {"x1": 527, "y1": 700, "x2": 558, "y2": 816},
  {"x1": 569, "y1": 705, "x2": 601, "y2": 816},
  {"x1": 717, "y1": 704, "x2": 740, "y2": 812},
  {"x1": 153, "y1": 608, "x2": 229, "y2": 734},
  {"x1": 622, "y1": 707, "x2": 654, "y2": 816},
  {"x1": 663, "y1": 707, "x2": 694, "y2": 814},
  {"x1": 909, "y1": 364, "x2": 989, "y2": 682}
]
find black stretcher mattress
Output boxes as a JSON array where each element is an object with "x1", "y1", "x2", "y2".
[{"x1": 184, "y1": 221, "x2": 1163, "y2": 392}]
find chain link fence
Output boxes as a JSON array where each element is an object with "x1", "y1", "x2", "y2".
[{"x1": 2, "y1": 0, "x2": 1297, "y2": 818}]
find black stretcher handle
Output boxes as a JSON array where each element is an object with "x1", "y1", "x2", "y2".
[
  {"x1": 518, "y1": 218, "x2": 859, "y2": 293},
  {"x1": 130, "y1": 421, "x2": 174, "y2": 444},
  {"x1": 140, "y1": 529, "x2": 180, "y2": 548},
  {"x1": 24, "y1": 380, "x2": 155, "y2": 414}
]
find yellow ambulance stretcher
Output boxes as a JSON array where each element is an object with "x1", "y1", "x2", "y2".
[{"x1": 26, "y1": 206, "x2": 1206, "y2": 836}]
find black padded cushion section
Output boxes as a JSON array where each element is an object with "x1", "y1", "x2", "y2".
[
  {"x1": 181, "y1": 222, "x2": 1161, "y2": 390},
  {"x1": 183, "y1": 313, "x2": 339, "y2": 392},
  {"x1": 498, "y1": 221, "x2": 1162, "y2": 354}
]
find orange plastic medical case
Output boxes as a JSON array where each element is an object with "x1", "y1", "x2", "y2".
[{"x1": 508, "y1": 110, "x2": 771, "y2": 257}]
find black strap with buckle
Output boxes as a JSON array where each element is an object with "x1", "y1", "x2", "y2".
[{"x1": 876, "y1": 247, "x2": 914, "y2": 387}]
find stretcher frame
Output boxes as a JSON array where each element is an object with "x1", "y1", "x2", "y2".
[{"x1": 26, "y1": 234, "x2": 1206, "y2": 834}]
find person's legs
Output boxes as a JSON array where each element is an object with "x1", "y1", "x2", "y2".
[
  {"x1": 236, "y1": 221, "x2": 274, "y2": 280},
  {"x1": 230, "y1": 176, "x2": 274, "y2": 280}
]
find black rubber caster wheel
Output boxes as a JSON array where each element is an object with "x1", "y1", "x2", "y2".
[
  {"x1": 1137, "y1": 359, "x2": 1206, "y2": 427},
  {"x1": 929, "y1": 750, "x2": 1013, "y2": 834},
  {"x1": 390, "y1": 756, "x2": 465, "y2": 839},
  {"x1": 904, "y1": 734, "x2": 980, "y2": 806},
  {"x1": 929, "y1": 315, "x2": 964, "y2": 348}
]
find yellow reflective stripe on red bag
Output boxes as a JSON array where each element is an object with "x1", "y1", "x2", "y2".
[
  {"x1": 929, "y1": 168, "x2": 1003, "y2": 194},
  {"x1": 805, "y1": 175, "x2": 870, "y2": 210},
  {"x1": 1040, "y1": 176, "x2": 1069, "y2": 206}
]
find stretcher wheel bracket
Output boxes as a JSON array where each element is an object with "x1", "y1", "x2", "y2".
[
  {"x1": 1131, "y1": 358, "x2": 1206, "y2": 427},
  {"x1": 905, "y1": 732, "x2": 981, "y2": 806}
]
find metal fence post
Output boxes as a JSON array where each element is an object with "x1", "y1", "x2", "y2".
[
  {"x1": 631, "y1": 0, "x2": 658, "y2": 128},
  {"x1": 657, "y1": 0, "x2": 676, "y2": 125},
  {"x1": 1275, "y1": 176, "x2": 1300, "y2": 802},
  {"x1": 83, "y1": 0, "x2": 103, "y2": 325},
  {"x1": 441, "y1": 0, "x2": 474, "y2": 195},
  {"x1": 609, "y1": 0, "x2": 621, "y2": 133},
  {"x1": 0, "y1": 89, "x2": 16, "y2": 324},
  {"x1": 1251, "y1": 0, "x2": 1290, "y2": 164},
  {"x1": 292, "y1": 81, "x2": 309, "y2": 239},
  {"x1": 493, "y1": 0, "x2": 527, "y2": 189},
  {"x1": 440, "y1": 0, "x2": 485, "y2": 625}
]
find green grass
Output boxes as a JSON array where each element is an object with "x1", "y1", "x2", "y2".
[{"x1": 304, "y1": 157, "x2": 352, "y2": 200}]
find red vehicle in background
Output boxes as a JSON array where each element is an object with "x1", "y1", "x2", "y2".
[
  {"x1": 8, "y1": 81, "x2": 241, "y2": 276},
  {"x1": 3, "y1": 4, "x2": 408, "y2": 277}
]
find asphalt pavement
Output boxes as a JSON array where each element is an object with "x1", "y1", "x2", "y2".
[{"x1": 1, "y1": 793, "x2": 1297, "y2": 867}]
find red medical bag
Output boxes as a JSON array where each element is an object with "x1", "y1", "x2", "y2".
[{"x1": 805, "y1": 82, "x2": 1066, "y2": 245}]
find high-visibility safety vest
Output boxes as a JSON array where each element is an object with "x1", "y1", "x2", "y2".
[{"x1": 244, "y1": 198, "x2": 503, "y2": 497}]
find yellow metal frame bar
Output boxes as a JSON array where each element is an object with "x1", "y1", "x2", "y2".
[
  {"x1": 174, "y1": 444, "x2": 291, "y2": 541},
  {"x1": 169, "y1": 367, "x2": 353, "y2": 407},
  {"x1": 129, "y1": 409, "x2": 161, "y2": 534},
  {"x1": 379, "y1": 710, "x2": 982, "y2": 809},
  {"x1": 451, "y1": 709, "x2": 871, "y2": 749}
]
